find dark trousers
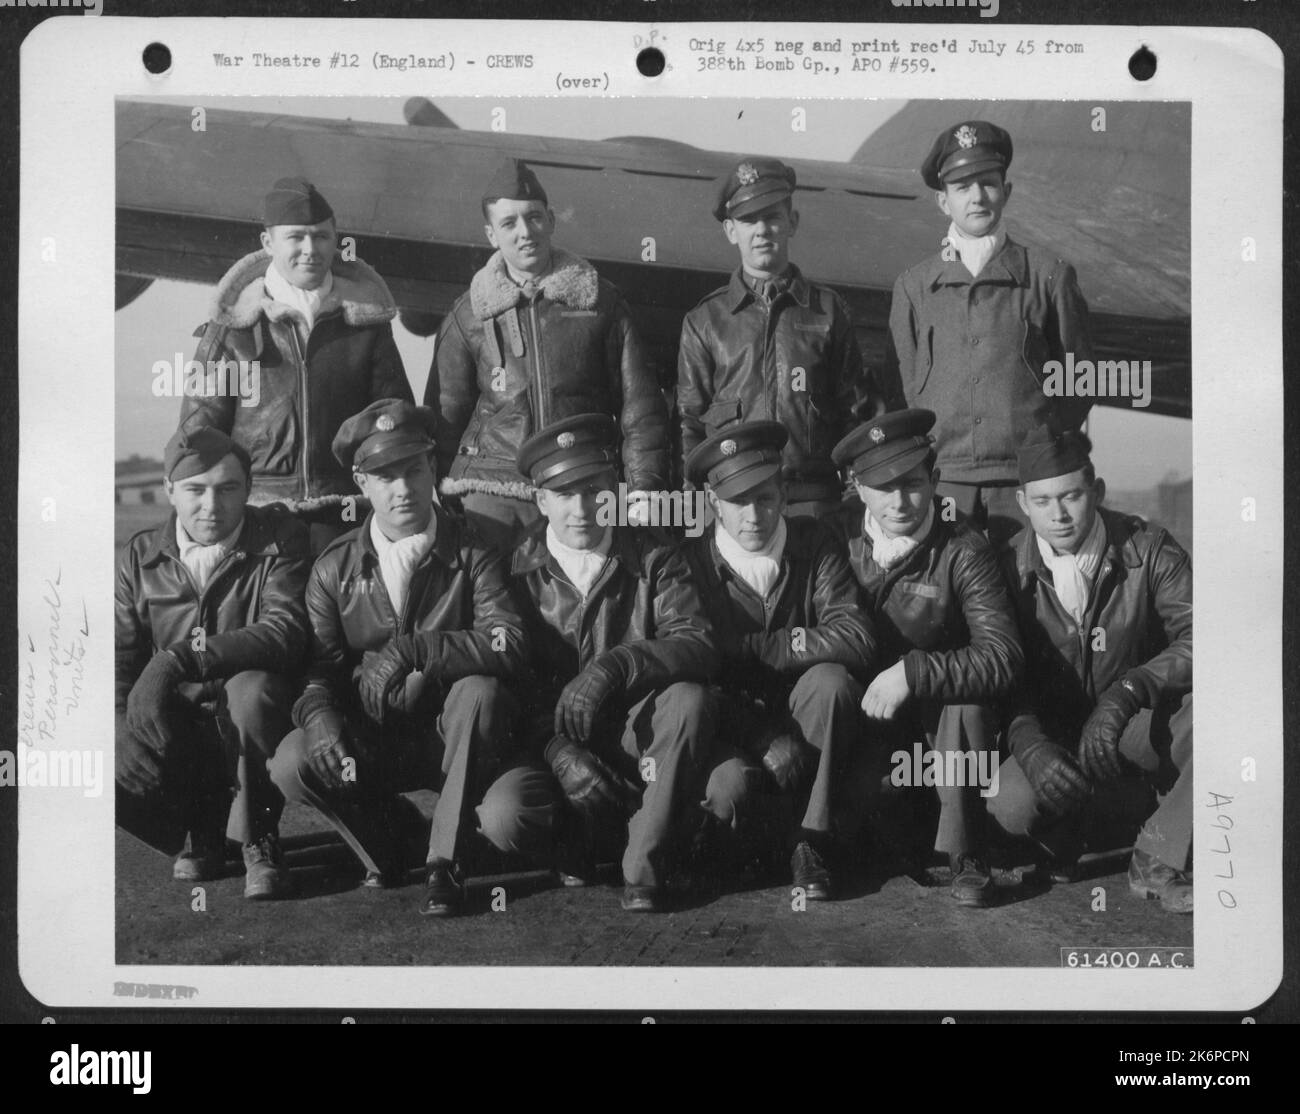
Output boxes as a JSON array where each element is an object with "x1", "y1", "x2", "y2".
[
  {"x1": 988, "y1": 693, "x2": 1193, "y2": 871},
  {"x1": 116, "y1": 670, "x2": 294, "y2": 856},
  {"x1": 270, "y1": 676, "x2": 558, "y2": 874},
  {"x1": 713, "y1": 663, "x2": 875, "y2": 847},
  {"x1": 578, "y1": 681, "x2": 729, "y2": 889},
  {"x1": 876, "y1": 701, "x2": 998, "y2": 857},
  {"x1": 935, "y1": 480, "x2": 1023, "y2": 550}
]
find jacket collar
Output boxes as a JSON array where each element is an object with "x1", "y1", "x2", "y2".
[
  {"x1": 924, "y1": 234, "x2": 1028, "y2": 291},
  {"x1": 139, "y1": 507, "x2": 278, "y2": 568},
  {"x1": 725, "y1": 264, "x2": 811, "y2": 313},
  {"x1": 346, "y1": 507, "x2": 462, "y2": 575},
  {"x1": 469, "y1": 247, "x2": 599, "y2": 320},
  {"x1": 209, "y1": 250, "x2": 398, "y2": 331},
  {"x1": 1012, "y1": 507, "x2": 1144, "y2": 588},
  {"x1": 510, "y1": 519, "x2": 639, "y2": 582},
  {"x1": 700, "y1": 514, "x2": 817, "y2": 587}
]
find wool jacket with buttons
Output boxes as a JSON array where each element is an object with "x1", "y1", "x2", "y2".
[
  {"x1": 180, "y1": 251, "x2": 412, "y2": 511},
  {"x1": 833, "y1": 500, "x2": 1023, "y2": 706},
  {"x1": 882, "y1": 235, "x2": 1095, "y2": 485},
  {"x1": 115, "y1": 505, "x2": 311, "y2": 709},
  {"x1": 1000, "y1": 507, "x2": 1192, "y2": 753},
  {"x1": 677, "y1": 266, "x2": 873, "y2": 500},
  {"x1": 427, "y1": 248, "x2": 669, "y2": 501}
]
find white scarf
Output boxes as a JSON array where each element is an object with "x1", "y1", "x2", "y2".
[
  {"x1": 265, "y1": 263, "x2": 334, "y2": 334},
  {"x1": 714, "y1": 518, "x2": 788, "y2": 598},
  {"x1": 176, "y1": 518, "x2": 243, "y2": 591},
  {"x1": 864, "y1": 503, "x2": 936, "y2": 571},
  {"x1": 1036, "y1": 512, "x2": 1108, "y2": 624},
  {"x1": 371, "y1": 512, "x2": 438, "y2": 619},
  {"x1": 946, "y1": 221, "x2": 1008, "y2": 279},
  {"x1": 546, "y1": 526, "x2": 612, "y2": 597}
]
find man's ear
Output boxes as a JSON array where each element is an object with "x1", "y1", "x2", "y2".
[
  {"x1": 788, "y1": 208, "x2": 800, "y2": 237},
  {"x1": 704, "y1": 487, "x2": 720, "y2": 514},
  {"x1": 484, "y1": 222, "x2": 498, "y2": 249},
  {"x1": 935, "y1": 190, "x2": 952, "y2": 219},
  {"x1": 1015, "y1": 488, "x2": 1029, "y2": 517},
  {"x1": 259, "y1": 229, "x2": 274, "y2": 254},
  {"x1": 353, "y1": 470, "x2": 369, "y2": 496},
  {"x1": 1094, "y1": 477, "x2": 1106, "y2": 505},
  {"x1": 1003, "y1": 180, "x2": 1014, "y2": 205},
  {"x1": 722, "y1": 218, "x2": 740, "y2": 247},
  {"x1": 535, "y1": 488, "x2": 550, "y2": 514},
  {"x1": 930, "y1": 466, "x2": 942, "y2": 488}
]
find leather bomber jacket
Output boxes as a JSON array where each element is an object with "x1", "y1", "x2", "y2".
[
  {"x1": 835, "y1": 501, "x2": 1024, "y2": 705},
  {"x1": 115, "y1": 506, "x2": 311, "y2": 708},
  {"x1": 508, "y1": 522, "x2": 718, "y2": 711},
  {"x1": 679, "y1": 516, "x2": 877, "y2": 695},
  {"x1": 428, "y1": 249, "x2": 669, "y2": 498},
  {"x1": 1001, "y1": 507, "x2": 1192, "y2": 743},
  {"x1": 677, "y1": 266, "x2": 873, "y2": 500},
  {"x1": 294, "y1": 508, "x2": 527, "y2": 722}
]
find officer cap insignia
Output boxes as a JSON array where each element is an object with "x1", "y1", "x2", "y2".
[
  {"x1": 557, "y1": 432, "x2": 576, "y2": 449},
  {"x1": 720, "y1": 439, "x2": 738, "y2": 456},
  {"x1": 376, "y1": 415, "x2": 395, "y2": 432},
  {"x1": 869, "y1": 426, "x2": 886, "y2": 444},
  {"x1": 955, "y1": 125, "x2": 978, "y2": 149},
  {"x1": 736, "y1": 163, "x2": 759, "y2": 186}
]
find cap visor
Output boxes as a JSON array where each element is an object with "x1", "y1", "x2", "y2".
[
  {"x1": 941, "y1": 154, "x2": 1005, "y2": 184},
  {"x1": 537, "y1": 460, "x2": 619, "y2": 492},
  {"x1": 856, "y1": 444, "x2": 931, "y2": 488},
  {"x1": 355, "y1": 441, "x2": 434, "y2": 473},
  {"x1": 711, "y1": 461, "x2": 783, "y2": 502},
  {"x1": 727, "y1": 186, "x2": 793, "y2": 220}
]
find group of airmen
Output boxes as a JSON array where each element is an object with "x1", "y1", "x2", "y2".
[{"x1": 115, "y1": 120, "x2": 1193, "y2": 919}]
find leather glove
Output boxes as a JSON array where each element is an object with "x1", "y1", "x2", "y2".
[
  {"x1": 1015, "y1": 729, "x2": 1092, "y2": 818},
  {"x1": 302, "y1": 704, "x2": 352, "y2": 790},
  {"x1": 357, "y1": 635, "x2": 439, "y2": 724},
  {"x1": 115, "y1": 708, "x2": 163, "y2": 795},
  {"x1": 545, "y1": 737, "x2": 633, "y2": 820},
  {"x1": 759, "y1": 731, "x2": 818, "y2": 795},
  {"x1": 126, "y1": 651, "x2": 186, "y2": 757},
  {"x1": 554, "y1": 652, "x2": 628, "y2": 744},
  {"x1": 1079, "y1": 680, "x2": 1143, "y2": 782}
]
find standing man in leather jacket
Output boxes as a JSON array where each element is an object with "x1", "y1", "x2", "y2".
[
  {"x1": 180, "y1": 178, "x2": 413, "y2": 553},
  {"x1": 679, "y1": 421, "x2": 878, "y2": 901},
  {"x1": 831, "y1": 409, "x2": 1023, "y2": 907},
  {"x1": 508, "y1": 414, "x2": 742, "y2": 914},
  {"x1": 116, "y1": 428, "x2": 310, "y2": 900},
  {"x1": 677, "y1": 157, "x2": 875, "y2": 517},
  {"x1": 270, "y1": 400, "x2": 559, "y2": 918},
  {"x1": 426, "y1": 159, "x2": 670, "y2": 551},
  {"x1": 988, "y1": 428, "x2": 1193, "y2": 914}
]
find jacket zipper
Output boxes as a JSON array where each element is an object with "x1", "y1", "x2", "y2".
[
  {"x1": 529, "y1": 298, "x2": 548, "y2": 430},
  {"x1": 288, "y1": 324, "x2": 311, "y2": 498}
]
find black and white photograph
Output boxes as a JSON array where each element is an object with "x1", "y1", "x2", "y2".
[
  {"x1": 111, "y1": 91, "x2": 1193, "y2": 968},
  {"x1": 11, "y1": 16, "x2": 1284, "y2": 1016}
]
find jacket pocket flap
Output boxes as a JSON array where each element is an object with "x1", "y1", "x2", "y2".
[{"x1": 703, "y1": 397, "x2": 744, "y2": 427}]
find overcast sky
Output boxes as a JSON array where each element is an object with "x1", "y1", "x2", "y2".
[{"x1": 116, "y1": 96, "x2": 1190, "y2": 488}]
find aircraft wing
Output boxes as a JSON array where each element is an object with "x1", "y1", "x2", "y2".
[{"x1": 116, "y1": 98, "x2": 1190, "y2": 417}]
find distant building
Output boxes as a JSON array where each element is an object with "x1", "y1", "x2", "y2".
[{"x1": 115, "y1": 456, "x2": 164, "y2": 506}]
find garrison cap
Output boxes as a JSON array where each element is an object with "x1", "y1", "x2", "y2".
[
  {"x1": 1017, "y1": 427, "x2": 1094, "y2": 485},
  {"x1": 262, "y1": 177, "x2": 335, "y2": 227},
  {"x1": 686, "y1": 420, "x2": 788, "y2": 501},
  {"x1": 482, "y1": 158, "x2": 549, "y2": 209},
  {"x1": 832, "y1": 409, "x2": 936, "y2": 487},
  {"x1": 921, "y1": 121, "x2": 1013, "y2": 191},
  {"x1": 332, "y1": 399, "x2": 437, "y2": 473},
  {"x1": 517, "y1": 414, "x2": 619, "y2": 491},
  {"x1": 164, "y1": 427, "x2": 252, "y2": 484},
  {"x1": 713, "y1": 157, "x2": 796, "y2": 222}
]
